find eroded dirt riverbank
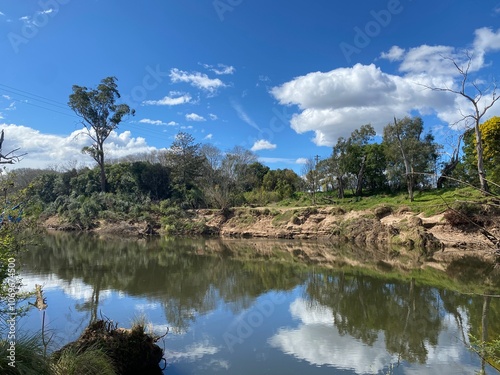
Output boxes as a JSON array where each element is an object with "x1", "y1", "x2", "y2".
[{"x1": 42, "y1": 204, "x2": 500, "y2": 269}]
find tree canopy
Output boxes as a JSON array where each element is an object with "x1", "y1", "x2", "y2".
[
  {"x1": 383, "y1": 117, "x2": 439, "y2": 201},
  {"x1": 462, "y1": 116, "x2": 500, "y2": 194},
  {"x1": 68, "y1": 76, "x2": 135, "y2": 192}
]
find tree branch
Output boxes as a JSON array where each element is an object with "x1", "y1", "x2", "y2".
[{"x1": 0, "y1": 130, "x2": 26, "y2": 164}]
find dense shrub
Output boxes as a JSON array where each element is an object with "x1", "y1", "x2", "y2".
[{"x1": 244, "y1": 189, "x2": 281, "y2": 206}]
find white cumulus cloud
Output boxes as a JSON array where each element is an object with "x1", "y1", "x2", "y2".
[
  {"x1": 271, "y1": 63, "x2": 453, "y2": 146},
  {"x1": 271, "y1": 27, "x2": 500, "y2": 147},
  {"x1": 268, "y1": 298, "x2": 392, "y2": 373},
  {"x1": 166, "y1": 341, "x2": 219, "y2": 362},
  {"x1": 170, "y1": 68, "x2": 225, "y2": 94},
  {"x1": 269, "y1": 298, "x2": 474, "y2": 375},
  {"x1": 474, "y1": 27, "x2": 500, "y2": 52},
  {"x1": 185, "y1": 113, "x2": 206, "y2": 122},
  {"x1": 142, "y1": 92, "x2": 191, "y2": 106},
  {"x1": 379, "y1": 45, "x2": 405, "y2": 61},
  {"x1": 0, "y1": 124, "x2": 158, "y2": 169},
  {"x1": 139, "y1": 118, "x2": 166, "y2": 126},
  {"x1": 251, "y1": 139, "x2": 276, "y2": 151}
]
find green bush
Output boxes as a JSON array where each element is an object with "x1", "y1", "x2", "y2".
[
  {"x1": 469, "y1": 334, "x2": 500, "y2": 372},
  {"x1": 160, "y1": 203, "x2": 187, "y2": 234},
  {"x1": 243, "y1": 189, "x2": 281, "y2": 206}
]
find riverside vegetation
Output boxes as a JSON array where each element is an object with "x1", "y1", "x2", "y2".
[
  {"x1": 2, "y1": 123, "x2": 500, "y2": 373},
  {"x1": 12, "y1": 118, "x2": 500, "y2": 252},
  {"x1": 15, "y1": 135, "x2": 500, "y2": 258},
  {"x1": 1, "y1": 78, "x2": 500, "y2": 373},
  {"x1": 2, "y1": 119, "x2": 497, "y2": 372}
]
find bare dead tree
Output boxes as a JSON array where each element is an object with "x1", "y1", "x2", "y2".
[
  {"x1": 425, "y1": 52, "x2": 499, "y2": 194},
  {"x1": 0, "y1": 130, "x2": 26, "y2": 164}
]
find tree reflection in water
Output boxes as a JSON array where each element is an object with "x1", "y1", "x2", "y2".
[
  {"x1": 19, "y1": 232, "x2": 500, "y2": 371},
  {"x1": 305, "y1": 273, "x2": 441, "y2": 363}
]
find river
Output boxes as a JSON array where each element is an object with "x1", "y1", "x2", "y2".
[{"x1": 17, "y1": 232, "x2": 500, "y2": 374}]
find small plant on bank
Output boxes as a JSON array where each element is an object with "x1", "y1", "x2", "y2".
[
  {"x1": 160, "y1": 201, "x2": 208, "y2": 235},
  {"x1": 272, "y1": 210, "x2": 295, "y2": 226},
  {"x1": 50, "y1": 344, "x2": 116, "y2": 375},
  {"x1": 51, "y1": 317, "x2": 165, "y2": 375},
  {"x1": 0, "y1": 332, "x2": 51, "y2": 375},
  {"x1": 469, "y1": 334, "x2": 500, "y2": 372}
]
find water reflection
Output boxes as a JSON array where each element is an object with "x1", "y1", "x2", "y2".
[
  {"x1": 18, "y1": 232, "x2": 500, "y2": 374},
  {"x1": 269, "y1": 298, "x2": 393, "y2": 372},
  {"x1": 305, "y1": 274, "x2": 442, "y2": 363},
  {"x1": 269, "y1": 297, "x2": 473, "y2": 374}
]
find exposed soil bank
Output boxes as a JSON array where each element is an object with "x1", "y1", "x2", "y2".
[
  {"x1": 207, "y1": 206, "x2": 497, "y2": 249},
  {"x1": 42, "y1": 205, "x2": 500, "y2": 266}
]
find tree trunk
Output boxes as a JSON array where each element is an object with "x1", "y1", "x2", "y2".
[
  {"x1": 90, "y1": 274, "x2": 102, "y2": 325},
  {"x1": 480, "y1": 295, "x2": 491, "y2": 374},
  {"x1": 481, "y1": 295, "x2": 490, "y2": 342},
  {"x1": 407, "y1": 170, "x2": 414, "y2": 202},
  {"x1": 474, "y1": 124, "x2": 490, "y2": 194},
  {"x1": 311, "y1": 170, "x2": 317, "y2": 205},
  {"x1": 98, "y1": 142, "x2": 106, "y2": 193},
  {"x1": 99, "y1": 163, "x2": 106, "y2": 193},
  {"x1": 337, "y1": 175, "x2": 344, "y2": 199},
  {"x1": 355, "y1": 155, "x2": 366, "y2": 196},
  {"x1": 401, "y1": 153, "x2": 413, "y2": 201},
  {"x1": 393, "y1": 118, "x2": 414, "y2": 202}
]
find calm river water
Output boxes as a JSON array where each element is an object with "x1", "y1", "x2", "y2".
[{"x1": 17, "y1": 232, "x2": 500, "y2": 374}]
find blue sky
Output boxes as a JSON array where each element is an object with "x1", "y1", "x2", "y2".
[{"x1": 1, "y1": 0, "x2": 500, "y2": 172}]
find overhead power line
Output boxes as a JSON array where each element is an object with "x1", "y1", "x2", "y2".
[
  {"x1": 0, "y1": 83, "x2": 175, "y2": 142},
  {"x1": 0, "y1": 83, "x2": 71, "y2": 112}
]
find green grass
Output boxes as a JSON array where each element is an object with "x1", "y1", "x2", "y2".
[
  {"x1": 77, "y1": 186, "x2": 493, "y2": 237},
  {"x1": 230, "y1": 187, "x2": 491, "y2": 223},
  {"x1": 272, "y1": 209, "x2": 296, "y2": 225},
  {"x1": 272, "y1": 187, "x2": 486, "y2": 217},
  {"x1": 0, "y1": 332, "x2": 51, "y2": 375},
  {"x1": 51, "y1": 344, "x2": 116, "y2": 375}
]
